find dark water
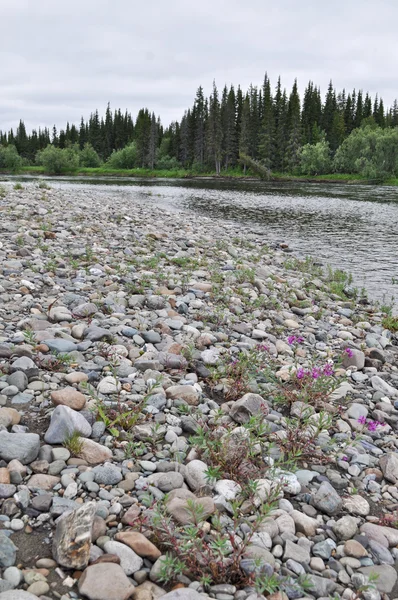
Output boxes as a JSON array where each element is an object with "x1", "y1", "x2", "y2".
[{"x1": 2, "y1": 176, "x2": 398, "y2": 309}]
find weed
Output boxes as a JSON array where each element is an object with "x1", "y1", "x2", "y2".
[
  {"x1": 13, "y1": 183, "x2": 23, "y2": 191},
  {"x1": 382, "y1": 315, "x2": 398, "y2": 332},
  {"x1": 63, "y1": 430, "x2": 84, "y2": 456}
]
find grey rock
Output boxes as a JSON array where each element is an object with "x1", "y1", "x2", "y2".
[
  {"x1": 44, "y1": 339, "x2": 77, "y2": 353},
  {"x1": 93, "y1": 463, "x2": 123, "y2": 485},
  {"x1": 0, "y1": 432, "x2": 40, "y2": 464},
  {"x1": 6, "y1": 372, "x2": 27, "y2": 392},
  {"x1": 0, "y1": 534, "x2": 17, "y2": 567},
  {"x1": 359, "y1": 565, "x2": 397, "y2": 593},
  {"x1": 379, "y1": 452, "x2": 398, "y2": 483},
  {"x1": 146, "y1": 472, "x2": 184, "y2": 492},
  {"x1": 0, "y1": 593, "x2": 40, "y2": 600},
  {"x1": 230, "y1": 393, "x2": 269, "y2": 424},
  {"x1": 44, "y1": 405, "x2": 92, "y2": 444},
  {"x1": 311, "y1": 481, "x2": 342, "y2": 515},
  {"x1": 9, "y1": 357, "x2": 38, "y2": 378},
  {"x1": 52, "y1": 501, "x2": 96, "y2": 569},
  {"x1": 103, "y1": 540, "x2": 143, "y2": 575},
  {"x1": 159, "y1": 591, "x2": 205, "y2": 600}
]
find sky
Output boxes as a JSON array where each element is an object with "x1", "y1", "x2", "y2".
[{"x1": 1, "y1": 0, "x2": 398, "y2": 133}]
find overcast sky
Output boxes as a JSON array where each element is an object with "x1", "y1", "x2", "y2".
[{"x1": 1, "y1": 0, "x2": 397, "y2": 133}]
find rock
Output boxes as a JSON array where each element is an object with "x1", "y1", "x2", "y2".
[
  {"x1": 78, "y1": 563, "x2": 135, "y2": 600},
  {"x1": 0, "y1": 534, "x2": 17, "y2": 567},
  {"x1": 51, "y1": 387, "x2": 86, "y2": 410},
  {"x1": 158, "y1": 591, "x2": 205, "y2": 600},
  {"x1": 347, "y1": 402, "x2": 368, "y2": 420},
  {"x1": 131, "y1": 581, "x2": 166, "y2": 600},
  {"x1": 28, "y1": 474, "x2": 60, "y2": 490},
  {"x1": 283, "y1": 539, "x2": 310, "y2": 565},
  {"x1": 44, "y1": 405, "x2": 92, "y2": 444},
  {"x1": 76, "y1": 438, "x2": 112, "y2": 465},
  {"x1": 185, "y1": 459, "x2": 209, "y2": 491},
  {"x1": 230, "y1": 393, "x2": 269, "y2": 424},
  {"x1": 0, "y1": 432, "x2": 40, "y2": 464},
  {"x1": 146, "y1": 472, "x2": 184, "y2": 492},
  {"x1": 332, "y1": 515, "x2": 358, "y2": 540},
  {"x1": 290, "y1": 509, "x2": 318, "y2": 536},
  {"x1": 165, "y1": 385, "x2": 199, "y2": 406},
  {"x1": 379, "y1": 452, "x2": 398, "y2": 483},
  {"x1": 52, "y1": 501, "x2": 96, "y2": 569},
  {"x1": 311, "y1": 481, "x2": 342, "y2": 515},
  {"x1": 344, "y1": 539, "x2": 368, "y2": 558},
  {"x1": 45, "y1": 339, "x2": 77, "y2": 353},
  {"x1": 115, "y1": 532, "x2": 161, "y2": 560},
  {"x1": 93, "y1": 463, "x2": 123, "y2": 485},
  {"x1": 359, "y1": 565, "x2": 397, "y2": 593},
  {"x1": 9, "y1": 357, "x2": 38, "y2": 378},
  {"x1": 343, "y1": 349, "x2": 365, "y2": 370},
  {"x1": 343, "y1": 495, "x2": 370, "y2": 516},
  {"x1": 371, "y1": 376, "x2": 398, "y2": 397},
  {"x1": 306, "y1": 575, "x2": 337, "y2": 598},
  {"x1": 166, "y1": 490, "x2": 215, "y2": 525},
  {"x1": 360, "y1": 522, "x2": 398, "y2": 547},
  {"x1": 97, "y1": 377, "x2": 121, "y2": 395},
  {"x1": 0, "y1": 409, "x2": 20, "y2": 426},
  {"x1": 103, "y1": 541, "x2": 143, "y2": 575},
  {"x1": 214, "y1": 479, "x2": 241, "y2": 500},
  {"x1": 0, "y1": 593, "x2": 40, "y2": 600}
]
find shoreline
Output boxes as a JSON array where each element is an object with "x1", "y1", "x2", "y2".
[
  {"x1": 0, "y1": 168, "x2": 390, "y2": 185},
  {"x1": 0, "y1": 184, "x2": 397, "y2": 598}
]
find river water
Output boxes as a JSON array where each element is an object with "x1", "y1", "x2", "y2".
[{"x1": 3, "y1": 176, "x2": 398, "y2": 309}]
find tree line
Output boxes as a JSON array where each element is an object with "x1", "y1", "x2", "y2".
[{"x1": 1, "y1": 74, "x2": 398, "y2": 177}]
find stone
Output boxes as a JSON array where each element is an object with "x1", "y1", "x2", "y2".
[
  {"x1": 283, "y1": 539, "x2": 310, "y2": 564},
  {"x1": 28, "y1": 474, "x2": 60, "y2": 491},
  {"x1": 214, "y1": 479, "x2": 241, "y2": 500},
  {"x1": 45, "y1": 339, "x2": 77, "y2": 353},
  {"x1": 343, "y1": 349, "x2": 365, "y2": 370},
  {"x1": 343, "y1": 495, "x2": 370, "y2": 516},
  {"x1": 347, "y1": 402, "x2": 368, "y2": 420},
  {"x1": 115, "y1": 532, "x2": 161, "y2": 560},
  {"x1": 290, "y1": 510, "x2": 318, "y2": 537},
  {"x1": 379, "y1": 452, "x2": 398, "y2": 483},
  {"x1": 44, "y1": 405, "x2": 92, "y2": 444},
  {"x1": 0, "y1": 432, "x2": 40, "y2": 464},
  {"x1": 76, "y1": 438, "x2": 112, "y2": 465},
  {"x1": 360, "y1": 522, "x2": 398, "y2": 547},
  {"x1": 9, "y1": 357, "x2": 38, "y2": 378},
  {"x1": 146, "y1": 472, "x2": 184, "y2": 492},
  {"x1": 166, "y1": 491, "x2": 215, "y2": 525},
  {"x1": 306, "y1": 575, "x2": 337, "y2": 598},
  {"x1": 158, "y1": 591, "x2": 205, "y2": 600},
  {"x1": 311, "y1": 480, "x2": 342, "y2": 515},
  {"x1": 371, "y1": 376, "x2": 398, "y2": 398},
  {"x1": 78, "y1": 563, "x2": 135, "y2": 600},
  {"x1": 97, "y1": 377, "x2": 121, "y2": 395},
  {"x1": 0, "y1": 593, "x2": 40, "y2": 600},
  {"x1": 344, "y1": 539, "x2": 368, "y2": 558},
  {"x1": 0, "y1": 534, "x2": 17, "y2": 567},
  {"x1": 93, "y1": 463, "x2": 123, "y2": 485},
  {"x1": 103, "y1": 541, "x2": 143, "y2": 575},
  {"x1": 230, "y1": 393, "x2": 269, "y2": 424},
  {"x1": 51, "y1": 387, "x2": 86, "y2": 410},
  {"x1": 131, "y1": 581, "x2": 166, "y2": 600},
  {"x1": 52, "y1": 501, "x2": 96, "y2": 569},
  {"x1": 0, "y1": 485, "x2": 16, "y2": 498},
  {"x1": 332, "y1": 515, "x2": 358, "y2": 540},
  {"x1": 359, "y1": 565, "x2": 397, "y2": 593},
  {"x1": 6, "y1": 372, "x2": 27, "y2": 392},
  {"x1": 165, "y1": 385, "x2": 199, "y2": 406},
  {"x1": 185, "y1": 459, "x2": 209, "y2": 491},
  {"x1": 0, "y1": 410, "x2": 20, "y2": 427}
]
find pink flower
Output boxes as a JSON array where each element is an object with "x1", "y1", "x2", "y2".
[
  {"x1": 357, "y1": 416, "x2": 367, "y2": 425},
  {"x1": 367, "y1": 420, "x2": 383, "y2": 432},
  {"x1": 345, "y1": 348, "x2": 354, "y2": 358},
  {"x1": 342, "y1": 456, "x2": 348, "y2": 461},
  {"x1": 296, "y1": 367, "x2": 306, "y2": 380},
  {"x1": 312, "y1": 367, "x2": 321, "y2": 379},
  {"x1": 323, "y1": 363, "x2": 335, "y2": 376}
]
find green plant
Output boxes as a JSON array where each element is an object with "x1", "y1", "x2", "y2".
[
  {"x1": 13, "y1": 182, "x2": 23, "y2": 190},
  {"x1": 382, "y1": 315, "x2": 398, "y2": 332},
  {"x1": 63, "y1": 430, "x2": 84, "y2": 456},
  {"x1": 142, "y1": 485, "x2": 281, "y2": 587},
  {"x1": 38, "y1": 180, "x2": 50, "y2": 189}
]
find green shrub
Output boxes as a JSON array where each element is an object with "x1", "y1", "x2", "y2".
[
  {"x1": 299, "y1": 140, "x2": 332, "y2": 175},
  {"x1": 36, "y1": 145, "x2": 79, "y2": 174},
  {"x1": 106, "y1": 142, "x2": 137, "y2": 169},
  {"x1": 79, "y1": 143, "x2": 101, "y2": 168},
  {"x1": 0, "y1": 145, "x2": 23, "y2": 172}
]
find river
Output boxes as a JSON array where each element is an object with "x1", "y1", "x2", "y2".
[{"x1": 2, "y1": 176, "x2": 398, "y2": 309}]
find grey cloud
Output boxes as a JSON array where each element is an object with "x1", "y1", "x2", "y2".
[{"x1": 1, "y1": 0, "x2": 398, "y2": 132}]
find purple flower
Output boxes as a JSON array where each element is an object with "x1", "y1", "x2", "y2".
[
  {"x1": 311, "y1": 367, "x2": 321, "y2": 379},
  {"x1": 323, "y1": 363, "x2": 335, "y2": 377},
  {"x1": 357, "y1": 416, "x2": 367, "y2": 425},
  {"x1": 345, "y1": 348, "x2": 354, "y2": 358},
  {"x1": 296, "y1": 367, "x2": 306, "y2": 380},
  {"x1": 288, "y1": 335, "x2": 297, "y2": 345},
  {"x1": 367, "y1": 420, "x2": 382, "y2": 432},
  {"x1": 257, "y1": 344, "x2": 269, "y2": 352},
  {"x1": 342, "y1": 456, "x2": 348, "y2": 461}
]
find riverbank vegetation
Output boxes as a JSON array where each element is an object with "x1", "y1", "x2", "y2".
[{"x1": 2, "y1": 74, "x2": 398, "y2": 181}]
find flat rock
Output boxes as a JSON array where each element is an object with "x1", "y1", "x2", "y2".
[
  {"x1": 359, "y1": 565, "x2": 397, "y2": 593},
  {"x1": 51, "y1": 387, "x2": 86, "y2": 410},
  {"x1": 103, "y1": 541, "x2": 143, "y2": 575},
  {"x1": 115, "y1": 532, "x2": 161, "y2": 560},
  {"x1": 78, "y1": 563, "x2": 135, "y2": 600},
  {"x1": 165, "y1": 385, "x2": 199, "y2": 406},
  {"x1": 0, "y1": 432, "x2": 40, "y2": 465}
]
